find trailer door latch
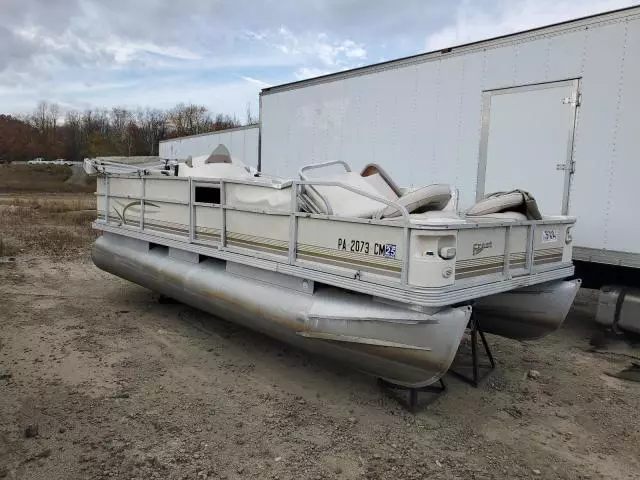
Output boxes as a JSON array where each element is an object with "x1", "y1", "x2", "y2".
[
  {"x1": 556, "y1": 161, "x2": 576, "y2": 173},
  {"x1": 562, "y1": 94, "x2": 581, "y2": 106}
]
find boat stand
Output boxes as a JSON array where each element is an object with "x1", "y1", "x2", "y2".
[
  {"x1": 377, "y1": 378, "x2": 447, "y2": 412},
  {"x1": 448, "y1": 314, "x2": 496, "y2": 387},
  {"x1": 156, "y1": 294, "x2": 179, "y2": 304}
]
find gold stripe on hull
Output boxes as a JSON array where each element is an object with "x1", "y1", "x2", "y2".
[
  {"x1": 455, "y1": 249, "x2": 558, "y2": 280},
  {"x1": 296, "y1": 253, "x2": 401, "y2": 278}
]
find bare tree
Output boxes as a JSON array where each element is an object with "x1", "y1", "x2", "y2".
[
  {"x1": 63, "y1": 110, "x2": 83, "y2": 160},
  {"x1": 31, "y1": 101, "x2": 48, "y2": 133},
  {"x1": 169, "y1": 103, "x2": 211, "y2": 137},
  {"x1": 29, "y1": 101, "x2": 59, "y2": 134},
  {"x1": 82, "y1": 108, "x2": 112, "y2": 157},
  {"x1": 83, "y1": 108, "x2": 110, "y2": 137},
  {"x1": 110, "y1": 107, "x2": 132, "y2": 154},
  {"x1": 7, "y1": 99, "x2": 245, "y2": 162},
  {"x1": 47, "y1": 103, "x2": 60, "y2": 132},
  {"x1": 245, "y1": 102, "x2": 258, "y2": 125},
  {"x1": 213, "y1": 113, "x2": 241, "y2": 130},
  {"x1": 137, "y1": 108, "x2": 167, "y2": 156}
]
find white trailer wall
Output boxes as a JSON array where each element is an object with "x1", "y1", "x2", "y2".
[
  {"x1": 260, "y1": 7, "x2": 640, "y2": 267},
  {"x1": 159, "y1": 125, "x2": 259, "y2": 169}
]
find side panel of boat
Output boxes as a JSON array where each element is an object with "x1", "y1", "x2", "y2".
[
  {"x1": 473, "y1": 279, "x2": 581, "y2": 340},
  {"x1": 92, "y1": 232, "x2": 471, "y2": 387},
  {"x1": 97, "y1": 177, "x2": 575, "y2": 295},
  {"x1": 455, "y1": 223, "x2": 572, "y2": 281},
  {"x1": 296, "y1": 217, "x2": 405, "y2": 280}
]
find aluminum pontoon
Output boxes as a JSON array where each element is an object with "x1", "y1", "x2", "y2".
[{"x1": 86, "y1": 148, "x2": 580, "y2": 388}]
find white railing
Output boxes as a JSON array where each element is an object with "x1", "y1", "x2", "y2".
[{"x1": 97, "y1": 173, "x2": 574, "y2": 287}]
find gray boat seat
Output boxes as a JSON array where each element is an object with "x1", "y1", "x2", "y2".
[
  {"x1": 405, "y1": 210, "x2": 466, "y2": 225},
  {"x1": 303, "y1": 171, "x2": 389, "y2": 217},
  {"x1": 374, "y1": 183, "x2": 452, "y2": 219},
  {"x1": 466, "y1": 190, "x2": 542, "y2": 220},
  {"x1": 204, "y1": 144, "x2": 233, "y2": 164},
  {"x1": 177, "y1": 161, "x2": 253, "y2": 179},
  {"x1": 466, "y1": 211, "x2": 528, "y2": 222},
  {"x1": 179, "y1": 144, "x2": 259, "y2": 177},
  {"x1": 360, "y1": 163, "x2": 402, "y2": 201},
  {"x1": 360, "y1": 164, "x2": 454, "y2": 219},
  {"x1": 299, "y1": 161, "x2": 455, "y2": 219}
]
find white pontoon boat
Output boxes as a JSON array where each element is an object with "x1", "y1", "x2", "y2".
[{"x1": 86, "y1": 146, "x2": 580, "y2": 388}]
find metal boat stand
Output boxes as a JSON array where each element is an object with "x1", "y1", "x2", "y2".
[
  {"x1": 448, "y1": 314, "x2": 496, "y2": 387},
  {"x1": 156, "y1": 294, "x2": 179, "y2": 304},
  {"x1": 377, "y1": 313, "x2": 495, "y2": 412},
  {"x1": 377, "y1": 378, "x2": 447, "y2": 412}
]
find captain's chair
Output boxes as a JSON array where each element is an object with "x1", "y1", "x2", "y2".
[{"x1": 298, "y1": 161, "x2": 456, "y2": 220}]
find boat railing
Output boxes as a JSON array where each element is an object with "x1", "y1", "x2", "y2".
[
  {"x1": 97, "y1": 173, "x2": 574, "y2": 289},
  {"x1": 293, "y1": 179, "x2": 412, "y2": 283},
  {"x1": 86, "y1": 158, "x2": 178, "y2": 176},
  {"x1": 298, "y1": 160, "x2": 353, "y2": 215}
]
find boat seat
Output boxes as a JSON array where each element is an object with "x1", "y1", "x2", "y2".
[
  {"x1": 177, "y1": 161, "x2": 253, "y2": 179},
  {"x1": 204, "y1": 144, "x2": 233, "y2": 164},
  {"x1": 226, "y1": 181, "x2": 293, "y2": 211},
  {"x1": 360, "y1": 163, "x2": 402, "y2": 201},
  {"x1": 303, "y1": 171, "x2": 388, "y2": 217},
  {"x1": 374, "y1": 184, "x2": 452, "y2": 219},
  {"x1": 298, "y1": 161, "x2": 455, "y2": 219},
  {"x1": 179, "y1": 144, "x2": 259, "y2": 177},
  {"x1": 465, "y1": 211, "x2": 528, "y2": 222},
  {"x1": 300, "y1": 161, "x2": 455, "y2": 219},
  {"x1": 466, "y1": 190, "x2": 542, "y2": 220},
  {"x1": 405, "y1": 210, "x2": 466, "y2": 225},
  {"x1": 359, "y1": 164, "x2": 454, "y2": 219}
]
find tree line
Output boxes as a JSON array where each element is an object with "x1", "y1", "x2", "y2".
[{"x1": 0, "y1": 101, "x2": 258, "y2": 164}]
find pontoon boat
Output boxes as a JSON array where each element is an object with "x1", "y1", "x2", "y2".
[{"x1": 86, "y1": 146, "x2": 580, "y2": 388}]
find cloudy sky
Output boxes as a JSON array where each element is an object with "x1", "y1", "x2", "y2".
[{"x1": 0, "y1": 0, "x2": 635, "y2": 119}]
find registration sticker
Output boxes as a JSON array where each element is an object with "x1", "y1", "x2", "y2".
[
  {"x1": 541, "y1": 229, "x2": 559, "y2": 243},
  {"x1": 384, "y1": 244, "x2": 397, "y2": 258}
]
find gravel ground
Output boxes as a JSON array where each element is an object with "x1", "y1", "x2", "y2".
[{"x1": 1, "y1": 256, "x2": 639, "y2": 480}]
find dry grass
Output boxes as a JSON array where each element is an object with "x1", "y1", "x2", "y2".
[
  {"x1": 0, "y1": 195, "x2": 97, "y2": 257},
  {"x1": 0, "y1": 164, "x2": 94, "y2": 193}
]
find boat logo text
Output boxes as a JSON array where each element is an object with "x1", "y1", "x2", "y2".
[{"x1": 472, "y1": 241, "x2": 493, "y2": 256}]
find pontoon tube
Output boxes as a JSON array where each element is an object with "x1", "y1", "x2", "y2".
[{"x1": 92, "y1": 233, "x2": 471, "y2": 388}]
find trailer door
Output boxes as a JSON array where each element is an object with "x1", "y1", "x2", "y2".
[{"x1": 477, "y1": 79, "x2": 579, "y2": 215}]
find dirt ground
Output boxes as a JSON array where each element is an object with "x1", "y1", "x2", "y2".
[
  {"x1": 0, "y1": 165, "x2": 94, "y2": 194},
  {"x1": 1, "y1": 199, "x2": 640, "y2": 480}
]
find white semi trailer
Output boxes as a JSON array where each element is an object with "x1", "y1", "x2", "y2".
[
  {"x1": 159, "y1": 125, "x2": 259, "y2": 168},
  {"x1": 259, "y1": 6, "x2": 640, "y2": 277}
]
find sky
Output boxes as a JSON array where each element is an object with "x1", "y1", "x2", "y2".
[{"x1": 0, "y1": 0, "x2": 636, "y2": 120}]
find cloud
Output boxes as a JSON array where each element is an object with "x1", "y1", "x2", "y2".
[
  {"x1": 0, "y1": 0, "x2": 383, "y2": 116},
  {"x1": 425, "y1": 0, "x2": 635, "y2": 51},
  {"x1": 240, "y1": 76, "x2": 272, "y2": 88},
  {"x1": 344, "y1": 42, "x2": 367, "y2": 59},
  {"x1": 251, "y1": 27, "x2": 367, "y2": 67},
  {"x1": 248, "y1": 26, "x2": 367, "y2": 86},
  {"x1": 0, "y1": 0, "x2": 634, "y2": 117},
  {"x1": 294, "y1": 67, "x2": 332, "y2": 80}
]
